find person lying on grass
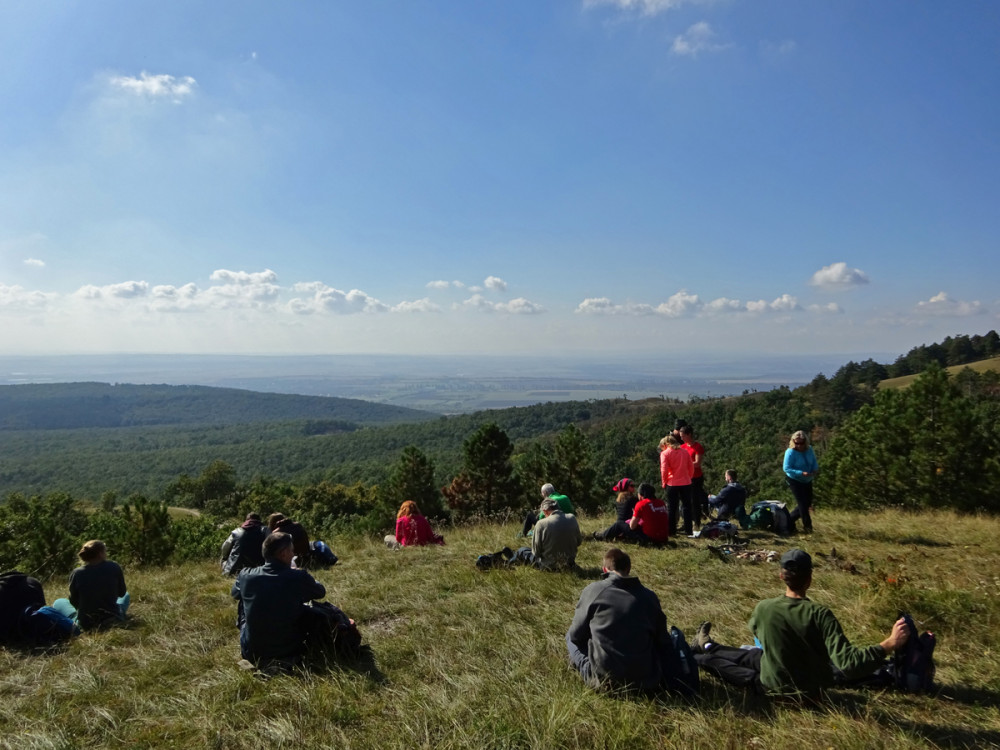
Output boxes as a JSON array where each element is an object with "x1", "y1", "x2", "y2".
[{"x1": 692, "y1": 548, "x2": 908, "y2": 701}]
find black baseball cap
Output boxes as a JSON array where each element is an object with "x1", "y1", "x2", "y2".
[{"x1": 780, "y1": 549, "x2": 812, "y2": 573}]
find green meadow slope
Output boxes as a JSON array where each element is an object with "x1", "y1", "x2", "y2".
[{"x1": 2, "y1": 508, "x2": 998, "y2": 750}]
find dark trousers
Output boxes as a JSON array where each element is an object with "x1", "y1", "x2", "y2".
[
  {"x1": 786, "y1": 478, "x2": 814, "y2": 531},
  {"x1": 695, "y1": 645, "x2": 763, "y2": 693},
  {"x1": 691, "y1": 476, "x2": 709, "y2": 525},
  {"x1": 666, "y1": 485, "x2": 695, "y2": 536},
  {"x1": 594, "y1": 519, "x2": 641, "y2": 542},
  {"x1": 521, "y1": 510, "x2": 539, "y2": 537}
]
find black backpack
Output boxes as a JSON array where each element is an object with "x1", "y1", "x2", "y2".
[
  {"x1": 0, "y1": 571, "x2": 46, "y2": 646},
  {"x1": 661, "y1": 626, "x2": 700, "y2": 698},
  {"x1": 891, "y1": 613, "x2": 936, "y2": 692}
]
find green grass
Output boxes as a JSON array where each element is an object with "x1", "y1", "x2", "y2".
[
  {"x1": 3, "y1": 509, "x2": 999, "y2": 749},
  {"x1": 880, "y1": 356, "x2": 1000, "y2": 390}
]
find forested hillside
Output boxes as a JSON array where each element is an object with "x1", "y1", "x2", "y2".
[
  {"x1": 1, "y1": 333, "x2": 999, "y2": 570},
  {"x1": 0, "y1": 382, "x2": 434, "y2": 430}
]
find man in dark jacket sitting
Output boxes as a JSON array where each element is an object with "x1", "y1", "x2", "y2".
[
  {"x1": 231, "y1": 532, "x2": 326, "y2": 670},
  {"x1": 708, "y1": 469, "x2": 748, "y2": 521},
  {"x1": 566, "y1": 547, "x2": 670, "y2": 692},
  {"x1": 220, "y1": 513, "x2": 268, "y2": 576}
]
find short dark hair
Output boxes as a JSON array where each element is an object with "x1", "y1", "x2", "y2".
[
  {"x1": 267, "y1": 512, "x2": 285, "y2": 530},
  {"x1": 637, "y1": 482, "x2": 656, "y2": 500},
  {"x1": 725, "y1": 469, "x2": 737, "y2": 482},
  {"x1": 246, "y1": 512, "x2": 261, "y2": 522},
  {"x1": 262, "y1": 531, "x2": 293, "y2": 560},
  {"x1": 603, "y1": 547, "x2": 631, "y2": 575},
  {"x1": 679, "y1": 425, "x2": 694, "y2": 436}
]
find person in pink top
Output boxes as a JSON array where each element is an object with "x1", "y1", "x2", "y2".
[
  {"x1": 384, "y1": 501, "x2": 445, "y2": 549},
  {"x1": 659, "y1": 434, "x2": 695, "y2": 537}
]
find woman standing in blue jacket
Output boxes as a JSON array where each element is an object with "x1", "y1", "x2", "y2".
[{"x1": 783, "y1": 430, "x2": 818, "y2": 533}]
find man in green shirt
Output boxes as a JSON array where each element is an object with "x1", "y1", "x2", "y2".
[{"x1": 693, "y1": 549, "x2": 909, "y2": 699}]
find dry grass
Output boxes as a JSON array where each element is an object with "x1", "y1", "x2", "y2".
[{"x1": 2, "y1": 508, "x2": 999, "y2": 749}]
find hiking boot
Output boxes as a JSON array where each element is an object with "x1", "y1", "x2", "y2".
[{"x1": 694, "y1": 621, "x2": 713, "y2": 653}]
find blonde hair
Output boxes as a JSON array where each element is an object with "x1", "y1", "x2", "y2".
[
  {"x1": 78, "y1": 540, "x2": 107, "y2": 563},
  {"x1": 397, "y1": 500, "x2": 420, "y2": 519},
  {"x1": 788, "y1": 430, "x2": 810, "y2": 450},
  {"x1": 615, "y1": 491, "x2": 632, "y2": 504},
  {"x1": 660, "y1": 435, "x2": 681, "y2": 449}
]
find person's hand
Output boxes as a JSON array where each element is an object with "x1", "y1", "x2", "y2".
[{"x1": 880, "y1": 617, "x2": 910, "y2": 653}]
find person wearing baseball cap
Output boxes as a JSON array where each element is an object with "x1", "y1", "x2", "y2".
[{"x1": 691, "y1": 549, "x2": 910, "y2": 700}]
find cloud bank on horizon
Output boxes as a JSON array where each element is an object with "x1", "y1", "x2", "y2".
[{"x1": 0, "y1": 1, "x2": 997, "y2": 356}]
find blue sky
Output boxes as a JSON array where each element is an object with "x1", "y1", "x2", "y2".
[{"x1": 1, "y1": 0, "x2": 997, "y2": 358}]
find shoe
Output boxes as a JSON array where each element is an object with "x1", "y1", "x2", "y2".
[
  {"x1": 591, "y1": 531, "x2": 604, "y2": 541},
  {"x1": 694, "y1": 621, "x2": 713, "y2": 653}
]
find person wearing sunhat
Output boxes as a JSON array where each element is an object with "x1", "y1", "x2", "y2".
[{"x1": 691, "y1": 549, "x2": 909, "y2": 699}]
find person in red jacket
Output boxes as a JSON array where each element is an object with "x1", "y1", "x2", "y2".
[
  {"x1": 628, "y1": 483, "x2": 670, "y2": 545},
  {"x1": 679, "y1": 425, "x2": 709, "y2": 527},
  {"x1": 659, "y1": 435, "x2": 695, "y2": 537},
  {"x1": 385, "y1": 501, "x2": 445, "y2": 548}
]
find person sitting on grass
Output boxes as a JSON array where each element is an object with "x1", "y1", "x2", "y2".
[
  {"x1": 707, "y1": 470, "x2": 748, "y2": 521},
  {"x1": 566, "y1": 547, "x2": 671, "y2": 693},
  {"x1": 628, "y1": 483, "x2": 670, "y2": 546},
  {"x1": 267, "y1": 513, "x2": 312, "y2": 568},
  {"x1": 53, "y1": 540, "x2": 130, "y2": 631},
  {"x1": 520, "y1": 483, "x2": 575, "y2": 537},
  {"x1": 692, "y1": 548, "x2": 909, "y2": 701},
  {"x1": 510, "y1": 497, "x2": 583, "y2": 570},
  {"x1": 221, "y1": 512, "x2": 268, "y2": 576},
  {"x1": 231, "y1": 531, "x2": 328, "y2": 671},
  {"x1": 384, "y1": 500, "x2": 445, "y2": 549},
  {"x1": 593, "y1": 478, "x2": 640, "y2": 542}
]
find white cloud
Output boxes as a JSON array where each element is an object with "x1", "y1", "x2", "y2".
[
  {"x1": 671, "y1": 22, "x2": 731, "y2": 57},
  {"x1": 583, "y1": 0, "x2": 702, "y2": 16},
  {"x1": 289, "y1": 282, "x2": 388, "y2": 315},
  {"x1": 579, "y1": 290, "x2": 805, "y2": 317},
  {"x1": 23, "y1": 258, "x2": 45, "y2": 268},
  {"x1": 915, "y1": 291, "x2": 985, "y2": 317},
  {"x1": 468, "y1": 285, "x2": 483, "y2": 293},
  {"x1": 809, "y1": 262, "x2": 870, "y2": 290},
  {"x1": 74, "y1": 280, "x2": 149, "y2": 300},
  {"x1": 392, "y1": 298, "x2": 442, "y2": 313},
  {"x1": 655, "y1": 290, "x2": 701, "y2": 317},
  {"x1": 0, "y1": 284, "x2": 53, "y2": 308},
  {"x1": 210, "y1": 269, "x2": 278, "y2": 285},
  {"x1": 426, "y1": 280, "x2": 452, "y2": 290},
  {"x1": 703, "y1": 297, "x2": 744, "y2": 314},
  {"x1": 109, "y1": 71, "x2": 197, "y2": 101},
  {"x1": 496, "y1": 298, "x2": 544, "y2": 314},
  {"x1": 452, "y1": 280, "x2": 465, "y2": 288},
  {"x1": 807, "y1": 302, "x2": 844, "y2": 314},
  {"x1": 457, "y1": 294, "x2": 544, "y2": 314},
  {"x1": 484, "y1": 275, "x2": 508, "y2": 292}
]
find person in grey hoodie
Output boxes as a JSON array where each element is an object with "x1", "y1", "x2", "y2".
[{"x1": 566, "y1": 547, "x2": 670, "y2": 692}]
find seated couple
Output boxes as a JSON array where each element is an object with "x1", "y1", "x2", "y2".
[{"x1": 593, "y1": 482, "x2": 670, "y2": 545}]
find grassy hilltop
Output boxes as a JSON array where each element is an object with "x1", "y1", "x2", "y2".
[{"x1": 3, "y1": 508, "x2": 999, "y2": 750}]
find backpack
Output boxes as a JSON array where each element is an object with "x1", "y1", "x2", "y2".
[
  {"x1": 475, "y1": 547, "x2": 514, "y2": 571},
  {"x1": 0, "y1": 571, "x2": 47, "y2": 646},
  {"x1": 19, "y1": 606, "x2": 80, "y2": 647},
  {"x1": 661, "y1": 626, "x2": 700, "y2": 698},
  {"x1": 746, "y1": 503, "x2": 773, "y2": 531},
  {"x1": 891, "y1": 613, "x2": 936, "y2": 692},
  {"x1": 310, "y1": 540, "x2": 339, "y2": 569},
  {"x1": 302, "y1": 601, "x2": 362, "y2": 659},
  {"x1": 696, "y1": 521, "x2": 739, "y2": 541}
]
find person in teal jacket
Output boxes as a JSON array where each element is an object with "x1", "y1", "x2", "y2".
[{"x1": 783, "y1": 430, "x2": 819, "y2": 533}]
